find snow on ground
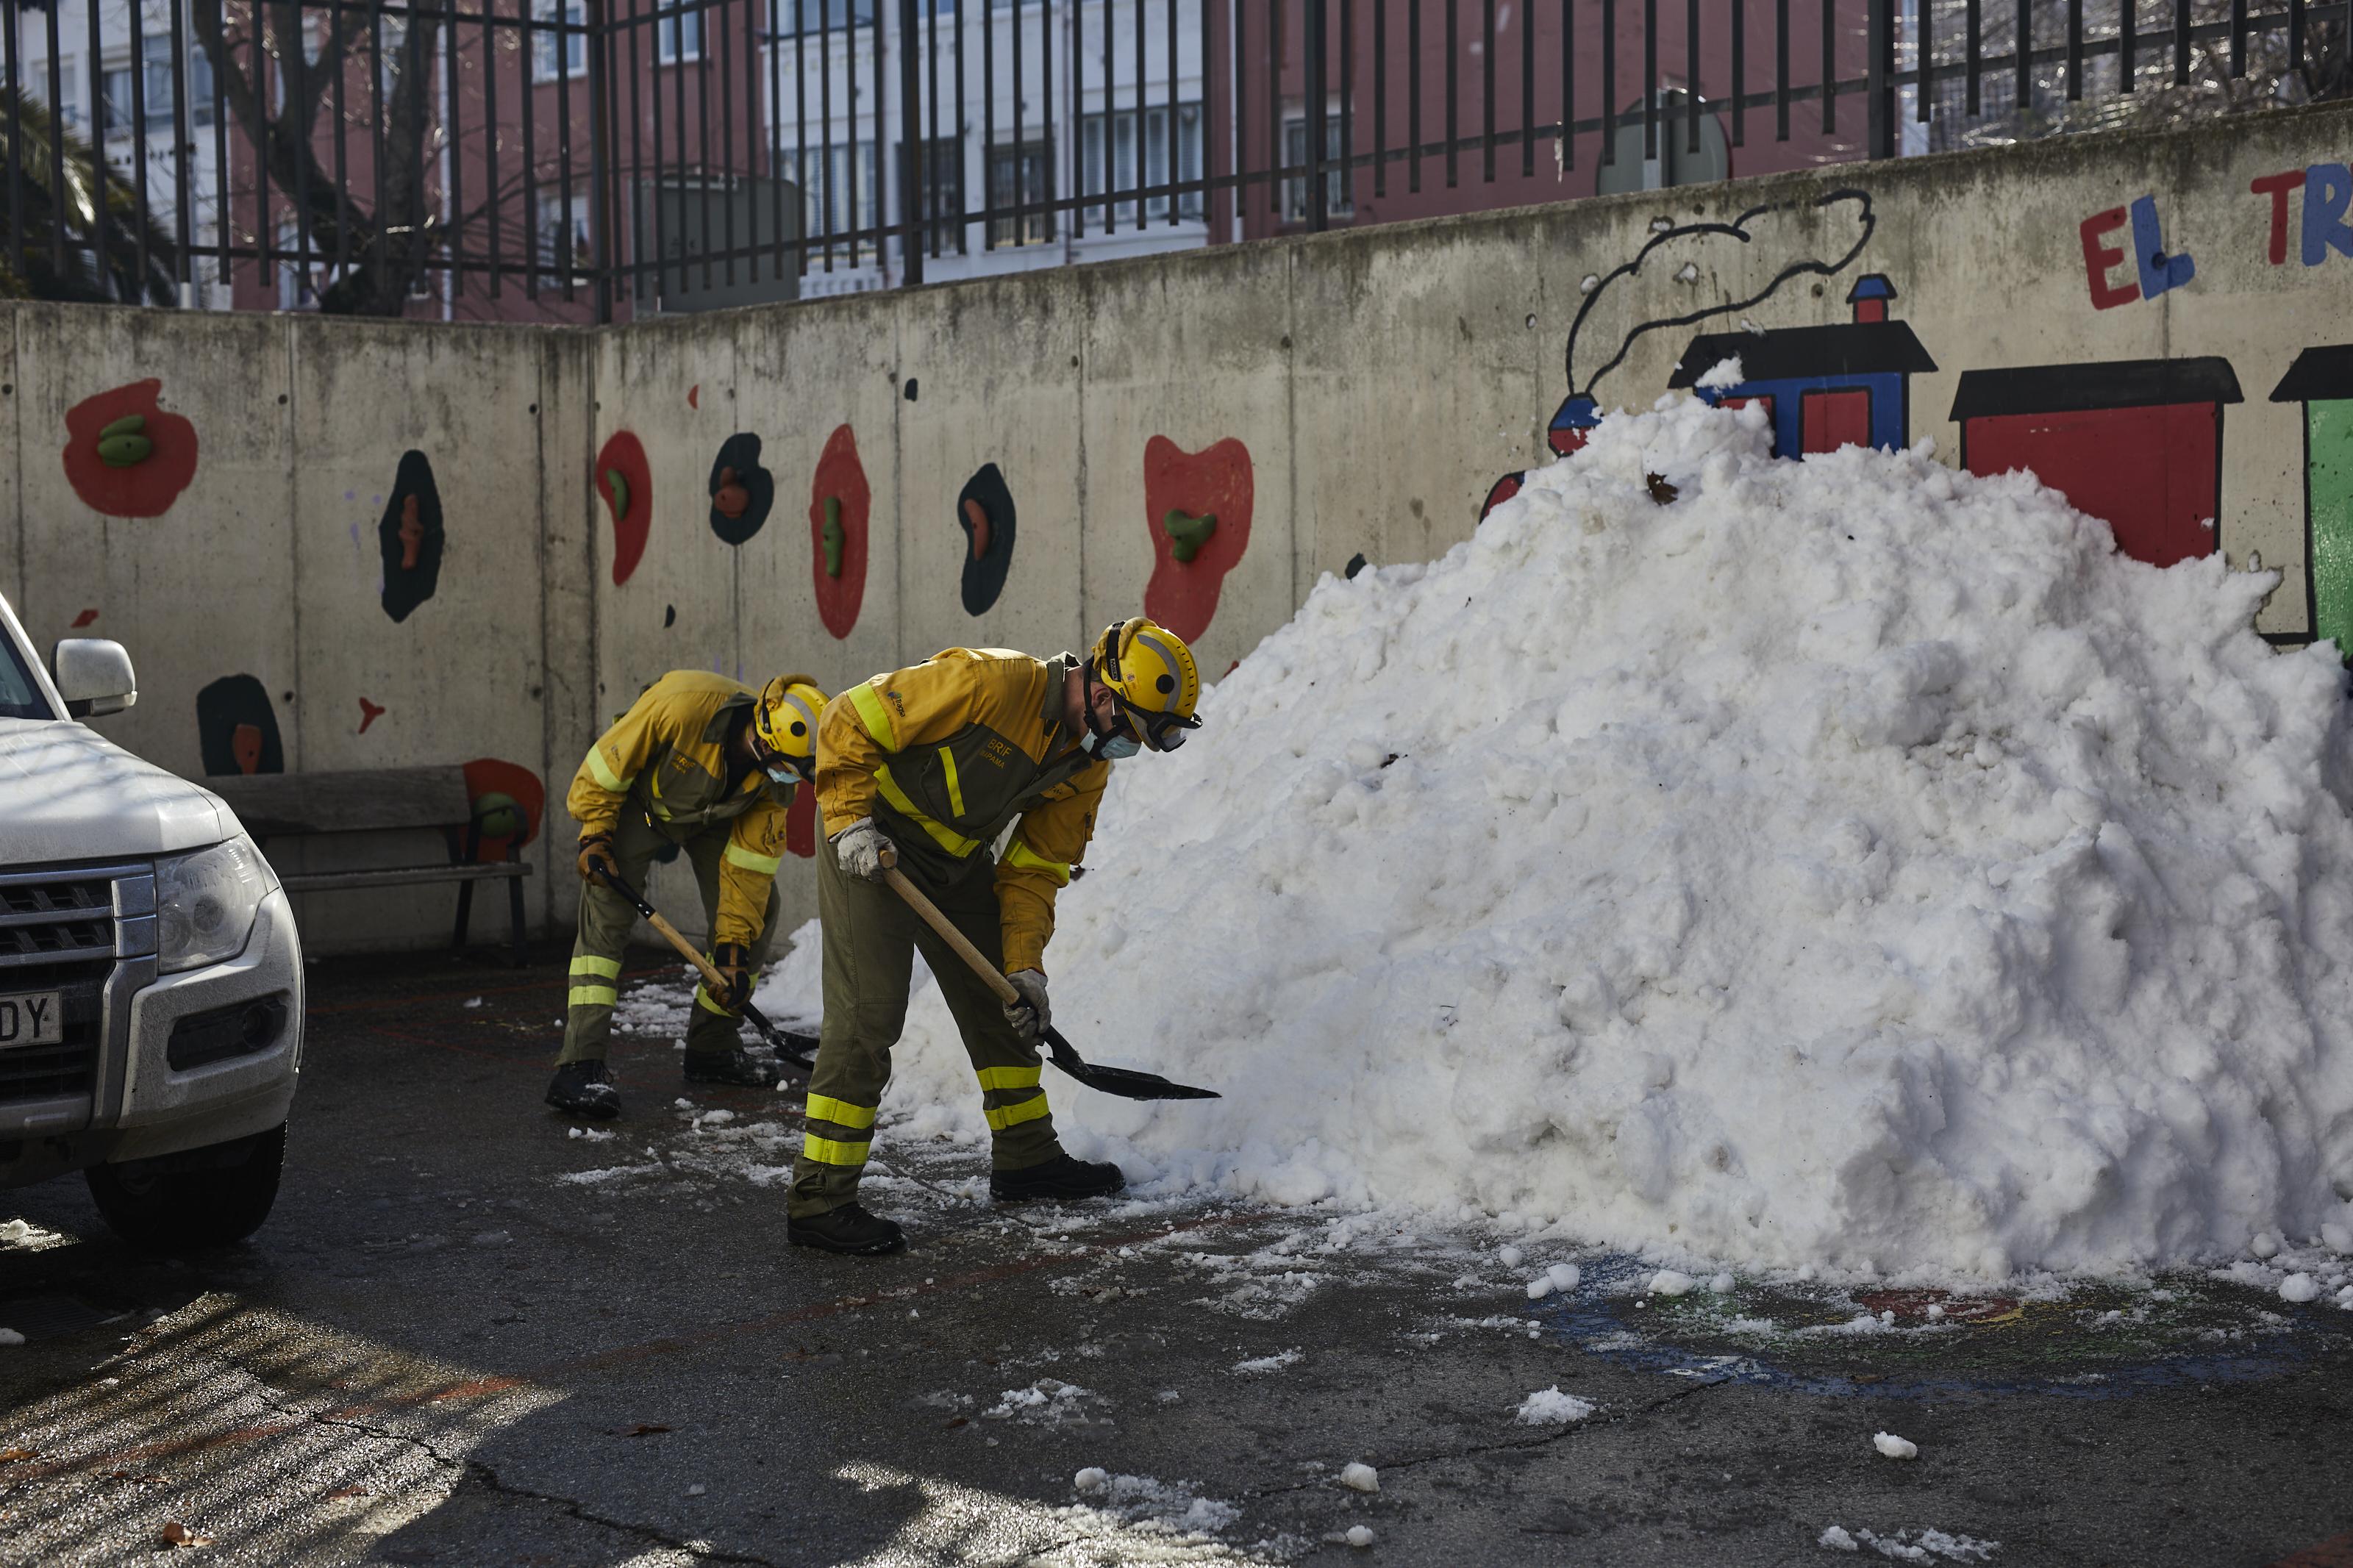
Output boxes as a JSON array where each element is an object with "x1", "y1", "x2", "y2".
[
  {"x1": 1514, "y1": 1386, "x2": 1597, "y2": 1425},
  {"x1": 1819, "y1": 1524, "x2": 2001, "y2": 1561},
  {"x1": 753, "y1": 392, "x2": 2353, "y2": 1284}
]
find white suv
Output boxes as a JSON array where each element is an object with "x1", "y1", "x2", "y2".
[{"x1": 0, "y1": 588, "x2": 302, "y2": 1248}]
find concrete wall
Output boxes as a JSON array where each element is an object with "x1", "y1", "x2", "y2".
[{"x1": 4, "y1": 104, "x2": 2349, "y2": 953}]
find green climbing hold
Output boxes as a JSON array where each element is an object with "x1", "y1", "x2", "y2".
[
  {"x1": 471, "y1": 791, "x2": 524, "y2": 840},
  {"x1": 97, "y1": 432, "x2": 154, "y2": 468},
  {"x1": 99, "y1": 413, "x2": 147, "y2": 440},
  {"x1": 1163, "y1": 508, "x2": 1218, "y2": 564},
  {"x1": 604, "y1": 468, "x2": 631, "y2": 519},
  {"x1": 822, "y1": 496, "x2": 845, "y2": 579}
]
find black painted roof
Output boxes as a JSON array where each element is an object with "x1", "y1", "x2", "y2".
[
  {"x1": 2269, "y1": 345, "x2": 2353, "y2": 404},
  {"x1": 1665, "y1": 321, "x2": 1938, "y2": 387},
  {"x1": 1948, "y1": 357, "x2": 2243, "y2": 420}
]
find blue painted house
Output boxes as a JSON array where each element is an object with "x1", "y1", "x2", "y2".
[{"x1": 1663, "y1": 275, "x2": 1938, "y2": 457}]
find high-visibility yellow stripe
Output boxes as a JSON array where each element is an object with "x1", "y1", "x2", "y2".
[
  {"x1": 874, "y1": 766, "x2": 981, "y2": 857},
  {"x1": 848, "y1": 682, "x2": 899, "y2": 751},
  {"x1": 724, "y1": 842, "x2": 783, "y2": 876},
  {"x1": 802, "y1": 1134, "x2": 872, "y2": 1166},
  {"x1": 976, "y1": 1064, "x2": 1043, "y2": 1092},
  {"x1": 939, "y1": 747, "x2": 965, "y2": 817},
  {"x1": 585, "y1": 746, "x2": 633, "y2": 793},
  {"x1": 806, "y1": 1094, "x2": 878, "y2": 1129},
  {"x1": 571, "y1": 954, "x2": 624, "y2": 978},
  {"x1": 568, "y1": 984, "x2": 618, "y2": 1008},
  {"x1": 1002, "y1": 836, "x2": 1071, "y2": 887},
  {"x1": 985, "y1": 1094, "x2": 1052, "y2": 1132}
]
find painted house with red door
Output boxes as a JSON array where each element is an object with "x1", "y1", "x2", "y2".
[
  {"x1": 1947, "y1": 358, "x2": 2243, "y2": 569},
  {"x1": 1663, "y1": 276, "x2": 1937, "y2": 457}
]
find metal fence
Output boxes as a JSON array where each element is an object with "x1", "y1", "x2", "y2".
[{"x1": 0, "y1": 0, "x2": 2339, "y2": 320}]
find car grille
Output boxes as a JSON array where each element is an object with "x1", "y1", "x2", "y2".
[{"x1": 0, "y1": 866, "x2": 138, "y2": 1108}]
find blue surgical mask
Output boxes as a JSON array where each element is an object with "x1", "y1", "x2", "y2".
[
  {"x1": 1083, "y1": 731, "x2": 1140, "y2": 761},
  {"x1": 765, "y1": 765, "x2": 801, "y2": 787}
]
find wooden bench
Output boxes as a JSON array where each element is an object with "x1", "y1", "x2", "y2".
[{"x1": 205, "y1": 765, "x2": 534, "y2": 966}]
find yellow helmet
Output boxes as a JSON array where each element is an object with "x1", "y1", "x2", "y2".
[
  {"x1": 1089, "y1": 617, "x2": 1202, "y2": 752},
  {"x1": 751, "y1": 673, "x2": 828, "y2": 782}
]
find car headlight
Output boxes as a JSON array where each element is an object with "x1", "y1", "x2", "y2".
[{"x1": 157, "y1": 836, "x2": 274, "y2": 974}]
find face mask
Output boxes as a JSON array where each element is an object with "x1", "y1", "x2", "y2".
[
  {"x1": 1083, "y1": 731, "x2": 1140, "y2": 762},
  {"x1": 765, "y1": 765, "x2": 801, "y2": 787}
]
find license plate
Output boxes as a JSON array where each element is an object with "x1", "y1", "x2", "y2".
[{"x1": 0, "y1": 991, "x2": 64, "y2": 1049}]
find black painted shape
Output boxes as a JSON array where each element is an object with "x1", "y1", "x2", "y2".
[
  {"x1": 1344, "y1": 552, "x2": 1369, "y2": 579},
  {"x1": 664, "y1": 604, "x2": 677, "y2": 628},
  {"x1": 1948, "y1": 357, "x2": 2245, "y2": 420},
  {"x1": 956, "y1": 462, "x2": 1018, "y2": 616},
  {"x1": 904, "y1": 378, "x2": 920, "y2": 401},
  {"x1": 707, "y1": 432, "x2": 775, "y2": 547},
  {"x1": 378, "y1": 450, "x2": 446, "y2": 624},
  {"x1": 195, "y1": 674, "x2": 285, "y2": 777}
]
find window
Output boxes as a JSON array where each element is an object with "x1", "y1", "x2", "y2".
[
  {"x1": 0, "y1": 620, "x2": 49, "y2": 721},
  {"x1": 789, "y1": 0, "x2": 879, "y2": 29},
  {"x1": 897, "y1": 138, "x2": 962, "y2": 254},
  {"x1": 1282, "y1": 113, "x2": 1353, "y2": 223},
  {"x1": 140, "y1": 37, "x2": 215, "y2": 130},
  {"x1": 534, "y1": 0, "x2": 588, "y2": 81},
  {"x1": 101, "y1": 62, "x2": 135, "y2": 136},
  {"x1": 658, "y1": 3, "x2": 704, "y2": 62},
  {"x1": 798, "y1": 145, "x2": 879, "y2": 240},
  {"x1": 988, "y1": 140, "x2": 1054, "y2": 247},
  {"x1": 1082, "y1": 102, "x2": 1202, "y2": 227},
  {"x1": 55, "y1": 57, "x2": 83, "y2": 133},
  {"x1": 537, "y1": 188, "x2": 593, "y2": 286}
]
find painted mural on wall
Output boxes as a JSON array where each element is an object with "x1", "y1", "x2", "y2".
[
  {"x1": 195, "y1": 676, "x2": 284, "y2": 776},
  {"x1": 810, "y1": 423, "x2": 870, "y2": 640},
  {"x1": 460, "y1": 756, "x2": 546, "y2": 863},
  {"x1": 957, "y1": 463, "x2": 1018, "y2": 615},
  {"x1": 64, "y1": 379, "x2": 199, "y2": 518},
  {"x1": 597, "y1": 431, "x2": 652, "y2": 586},
  {"x1": 1669, "y1": 276, "x2": 1938, "y2": 456},
  {"x1": 1143, "y1": 436, "x2": 1253, "y2": 644},
  {"x1": 378, "y1": 451, "x2": 446, "y2": 622},
  {"x1": 708, "y1": 433, "x2": 774, "y2": 547},
  {"x1": 2270, "y1": 346, "x2": 2353, "y2": 652}
]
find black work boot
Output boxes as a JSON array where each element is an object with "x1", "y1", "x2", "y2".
[
  {"x1": 991, "y1": 1153, "x2": 1126, "y2": 1203},
  {"x1": 546, "y1": 1060, "x2": 621, "y2": 1120},
  {"x1": 788, "y1": 1202, "x2": 907, "y2": 1256},
  {"x1": 682, "y1": 1045, "x2": 784, "y2": 1089}
]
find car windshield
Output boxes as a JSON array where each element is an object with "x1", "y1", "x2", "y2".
[{"x1": 0, "y1": 619, "x2": 54, "y2": 720}]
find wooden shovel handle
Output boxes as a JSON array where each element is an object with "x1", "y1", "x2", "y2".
[
  {"x1": 878, "y1": 849, "x2": 1021, "y2": 1007},
  {"x1": 643, "y1": 906, "x2": 734, "y2": 998}
]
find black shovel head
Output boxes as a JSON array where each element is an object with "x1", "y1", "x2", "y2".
[{"x1": 1044, "y1": 1028, "x2": 1221, "y2": 1100}]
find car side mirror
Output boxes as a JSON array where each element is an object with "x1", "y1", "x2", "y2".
[{"x1": 51, "y1": 638, "x2": 138, "y2": 719}]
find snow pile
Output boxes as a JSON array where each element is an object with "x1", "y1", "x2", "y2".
[
  {"x1": 805, "y1": 391, "x2": 2353, "y2": 1281},
  {"x1": 1514, "y1": 1386, "x2": 1597, "y2": 1425},
  {"x1": 1873, "y1": 1432, "x2": 1919, "y2": 1461}
]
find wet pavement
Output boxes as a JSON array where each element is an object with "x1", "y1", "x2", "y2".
[{"x1": 2, "y1": 945, "x2": 2351, "y2": 1567}]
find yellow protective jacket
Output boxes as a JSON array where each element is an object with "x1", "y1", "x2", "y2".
[
  {"x1": 567, "y1": 670, "x2": 799, "y2": 947},
  {"x1": 815, "y1": 648, "x2": 1109, "y2": 976}
]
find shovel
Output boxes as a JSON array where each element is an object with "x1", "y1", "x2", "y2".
[
  {"x1": 876, "y1": 848, "x2": 1219, "y2": 1101},
  {"x1": 593, "y1": 865, "x2": 815, "y2": 1072}
]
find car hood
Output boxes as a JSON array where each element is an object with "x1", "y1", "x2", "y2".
[{"x1": 0, "y1": 720, "x2": 232, "y2": 864}]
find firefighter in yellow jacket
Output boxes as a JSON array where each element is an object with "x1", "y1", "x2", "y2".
[
  {"x1": 546, "y1": 670, "x2": 829, "y2": 1120},
  {"x1": 785, "y1": 617, "x2": 1202, "y2": 1256}
]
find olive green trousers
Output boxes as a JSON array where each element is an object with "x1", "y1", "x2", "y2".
[
  {"x1": 557, "y1": 810, "x2": 781, "y2": 1067},
  {"x1": 786, "y1": 843, "x2": 1058, "y2": 1219}
]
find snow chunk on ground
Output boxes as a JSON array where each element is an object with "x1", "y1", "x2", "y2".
[
  {"x1": 1232, "y1": 1348, "x2": 1302, "y2": 1374},
  {"x1": 1821, "y1": 1525, "x2": 1860, "y2": 1551},
  {"x1": 1649, "y1": 1270, "x2": 1697, "y2": 1297},
  {"x1": 1338, "y1": 1462, "x2": 1379, "y2": 1493},
  {"x1": 1874, "y1": 1432, "x2": 1919, "y2": 1460},
  {"x1": 1345, "y1": 1525, "x2": 1375, "y2": 1547},
  {"x1": 1546, "y1": 1262, "x2": 1581, "y2": 1292},
  {"x1": 829, "y1": 393, "x2": 2353, "y2": 1282},
  {"x1": 983, "y1": 1379, "x2": 1103, "y2": 1425},
  {"x1": 1515, "y1": 1386, "x2": 1597, "y2": 1425},
  {"x1": 2280, "y1": 1272, "x2": 2322, "y2": 1303}
]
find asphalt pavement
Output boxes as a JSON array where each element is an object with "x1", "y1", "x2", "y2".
[{"x1": 1, "y1": 945, "x2": 2350, "y2": 1568}]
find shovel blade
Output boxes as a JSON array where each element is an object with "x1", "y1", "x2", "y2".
[{"x1": 1043, "y1": 1028, "x2": 1220, "y2": 1100}]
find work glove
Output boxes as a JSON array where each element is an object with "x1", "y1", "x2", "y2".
[
  {"x1": 831, "y1": 817, "x2": 895, "y2": 882},
  {"x1": 1003, "y1": 969, "x2": 1051, "y2": 1046},
  {"x1": 577, "y1": 834, "x2": 618, "y2": 884},
  {"x1": 709, "y1": 942, "x2": 752, "y2": 1013}
]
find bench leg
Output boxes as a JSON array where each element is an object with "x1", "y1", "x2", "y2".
[
  {"x1": 452, "y1": 879, "x2": 476, "y2": 951},
  {"x1": 507, "y1": 870, "x2": 528, "y2": 968}
]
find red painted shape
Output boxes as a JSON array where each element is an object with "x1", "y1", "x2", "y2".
[
  {"x1": 1142, "y1": 435, "x2": 1254, "y2": 644},
  {"x1": 595, "y1": 431, "x2": 652, "y2": 587},
  {"x1": 231, "y1": 724, "x2": 263, "y2": 776},
  {"x1": 2079, "y1": 207, "x2": 2140, "y2": 309},
  {"x1": 1963, "y1": 401, "x2": 2221, "y2": 568},
  {"x1": 357, "y1": 697, "x2": 386, "y2": 734},
  {"x1": 1801, "y1": 389, "x2": 1872, "y2": 455},
  {"x1": 688, "y1": 384, "x2": 701, "y2": 409},
  {"x1": 63, "y1": 379, "x2": 200, "y2": 518},
  {"x1": 2267, "y1": 1531, "x2": 2353, "y2": 1568},
  {"x1": 1479, "y1": 472, "x2": 1525, "y2": 522},
  {"x1": 1546, "y1": 426, "x2": 1593, "y2": 457},
  {"x1": 810, "y1": 423, "x2": 871, "y2": 640},
  {"x1": 460, "y1": 757, "x2": 547, "y2": 860},
  {"x1": 2252, "y1": 170, "x2": 2307, "y2": 265},
  {"x1": 69, "y1": 608, "x2": 98, "y2": 629},
  {"x1": 1852, "y1": 298, "x2": 1888, "y2": 323},
  {"x1": 785, "y1": 784, "x2": 817, "y2": 859}
]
